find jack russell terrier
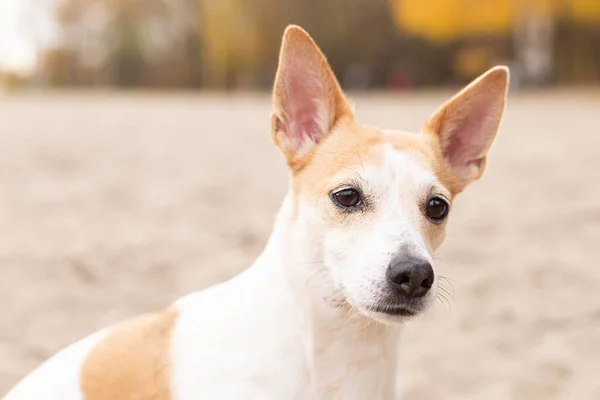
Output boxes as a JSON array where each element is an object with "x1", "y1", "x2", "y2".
[{"x1": 4, "y1": 25, "x2": 508, "y2": 400}]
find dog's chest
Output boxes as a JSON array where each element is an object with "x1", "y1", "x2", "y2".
[
  {"x1": 306, "y1": 332, "x2": 401, "y2": 399},
  {"x1": 170, "y1": 304, "x2": 400, "y2": 399},
  {"x1": 170, "y1": 264, "x2": 401, "y2": 399}
]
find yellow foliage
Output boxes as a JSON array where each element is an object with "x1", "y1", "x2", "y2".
[
  {"x1": 392, "y1": 0, "x2": 600, "y2": 42},
  {"x1": 393, "y1": 0, "x2": 513, "y2": 41},
  {"x1": 568, "y1": 0, "x2": 600, "y2": 24},
  {"x1": 453, "y1": 46, "x2": 494, "y2": 78},
  {"x1": 197, "y1": 0, "x2": 261, "y2": 82}
]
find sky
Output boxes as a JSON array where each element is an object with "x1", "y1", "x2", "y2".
[{"x1": 0, "y1": 0, "x2": 57, "y2": 73}]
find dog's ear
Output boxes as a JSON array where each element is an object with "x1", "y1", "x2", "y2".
[
  {"x1": 272, "y1": 25, "x2": 352, "y2": 171},
  {"x1": 424, "y1": 66, "x2": 509, "y2": 192}
]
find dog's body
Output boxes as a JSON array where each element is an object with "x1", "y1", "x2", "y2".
[
  {"x1": 7, "y1": 197, "x2": 403, "y2": 400},
  {"x1": 4, "y1": 26, "x2": 508, "y2": 400}
]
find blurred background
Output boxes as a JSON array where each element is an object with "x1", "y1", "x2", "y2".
[
  {"x1": 2, "y1": 0, "x2": 600, "y2": 90},
  {"x1": 1, "y1": 1, "x2": 600, "y2": 399}
]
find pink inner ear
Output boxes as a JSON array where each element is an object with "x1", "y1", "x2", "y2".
[
  {"x1": 287, "y1": 99, "x2": 325, "y2": 145},
  {"x1": 277, "y1": 55, "x2": 331, "y2": 152},
  {"x1": 444, "y1": 117, "x2": 484, "y2": 167},
  {"x1": 442, "y1": 99, "x2": 499, "y2": 173},
  {"x1": 282, "y1": 78, "x2": 329, "y2": 149}
]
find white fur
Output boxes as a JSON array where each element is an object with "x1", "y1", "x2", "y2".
[
  {"x1": 319, "y1": 144, "x2": 441, "y2": 319},
  {"x1": 171, "y1": 195, "x2": 402, "y2": 399},
  {"x1": 3, "y1": 330, "x2": 107, "y2": 400},
  {"x1": 3, "y1": 145, "x2": 445, "y2": 400},
  {"x1": 170, "y1": 145, "x2": 444, "y2": 398}
]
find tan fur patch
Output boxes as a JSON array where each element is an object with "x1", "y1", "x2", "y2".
[
  {"x1": 80, "y1": 308, "x2": 178, "y2": 400},
  {"x1": 293, "y1": 117, "x2": 458, "y2": 201},
  {"x1": 292, "y1": 117, "x2": 384, "y2": 198},
  {"x1": 387, "y1": 130, "x2": 460, "y2": 197}
]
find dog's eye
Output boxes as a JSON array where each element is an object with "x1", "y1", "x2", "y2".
[
  {"x1": 425, "y1": 197, "x2": 449, "y2": 222},
  {"x1": 332, "y1": 189, "x2": 362, "y2": 209}
]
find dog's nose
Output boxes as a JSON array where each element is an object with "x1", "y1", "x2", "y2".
[{"x1": 387, "y1": 259, "x2": 434, "y2": 298}]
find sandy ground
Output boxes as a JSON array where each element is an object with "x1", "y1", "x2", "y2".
[{"x1": 0, "y1": 90, "x2": 599, "y2": 399}]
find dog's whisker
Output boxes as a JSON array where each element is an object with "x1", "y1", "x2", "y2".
[
  {"x1": 436, "y1": 292, "x2": 452, "y2": 310},
  {"x1": 435, "y1": 296, "x2": 444, "y2": 308},
  {"x1": 438, "y1": 285, "x2": 456, "y2": 305},
  {"x1": 437, "y1": 274, "x2": 456, "y2": 284},
  {"x1": 437, "y1": 275, "x2": 456, "y2": 294}
]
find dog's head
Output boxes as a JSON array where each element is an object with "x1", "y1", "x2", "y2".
[{"x1": 271, "y1": 26, "x2": 508, "y2": 323}]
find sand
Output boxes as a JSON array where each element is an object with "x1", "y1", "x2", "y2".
[{"x1": 1, "y1": 90, "x2": 599, "y2": 399}]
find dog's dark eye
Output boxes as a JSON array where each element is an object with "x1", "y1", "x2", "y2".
[
  {"x1": 425, "y1": 197, "x2": 449, "y2": 222},
  {"x1": 332, "y1": 189, "x2": 362, "y2": 208}
]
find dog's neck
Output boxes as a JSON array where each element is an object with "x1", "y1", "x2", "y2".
[{"x1": 255, "y1": 194, "x2": 401, "y2": 396}]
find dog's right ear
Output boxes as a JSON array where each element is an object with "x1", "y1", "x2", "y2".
[
  {"x1": 271, "y1": 25, "x2": 352, "y2": 171},
  {"x1": 423, "y1": 66, "x2": 509, "y2": 193}
]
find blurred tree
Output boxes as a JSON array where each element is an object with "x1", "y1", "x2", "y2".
[
  {"x1": 197, "y1": 0, "x2": 261, "y2": 88},
  {"x1": 40, "y1": 48, "x2": 81, "y2": 86},
  {"x1": 567, "y1": 0, "x2": 600, "y2": 24},
  {"x1": 49, "y1": 0, "x2": 201, "y2": 86},
  {"x1": 391, "y1": 0, "x2": 600, "y2": 84},
  {"x1": 37, "y1": 0, "x2": 600, "y2": 88},
  {"x1": 0, "y1": 70, "x2": 27, "y2": 92},
  {"x1": 389, "y1": 0, "x2": 600, "y2": 42}
]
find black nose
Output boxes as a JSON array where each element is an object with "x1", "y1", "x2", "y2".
[{"x1": 387, "y1": 259, "x2": 434, "y2": 299}]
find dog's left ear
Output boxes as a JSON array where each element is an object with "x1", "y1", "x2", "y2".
[
  {"x1": 424, "y1": 66, "x2": 509, "y2": 192},
  {"x1": 272, "y1": 25, "x2": 352, "y2": 171}
]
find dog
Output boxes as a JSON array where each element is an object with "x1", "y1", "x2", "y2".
[{"x1": 3, "y1": 25, "x2": 508, "y2": 400}]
